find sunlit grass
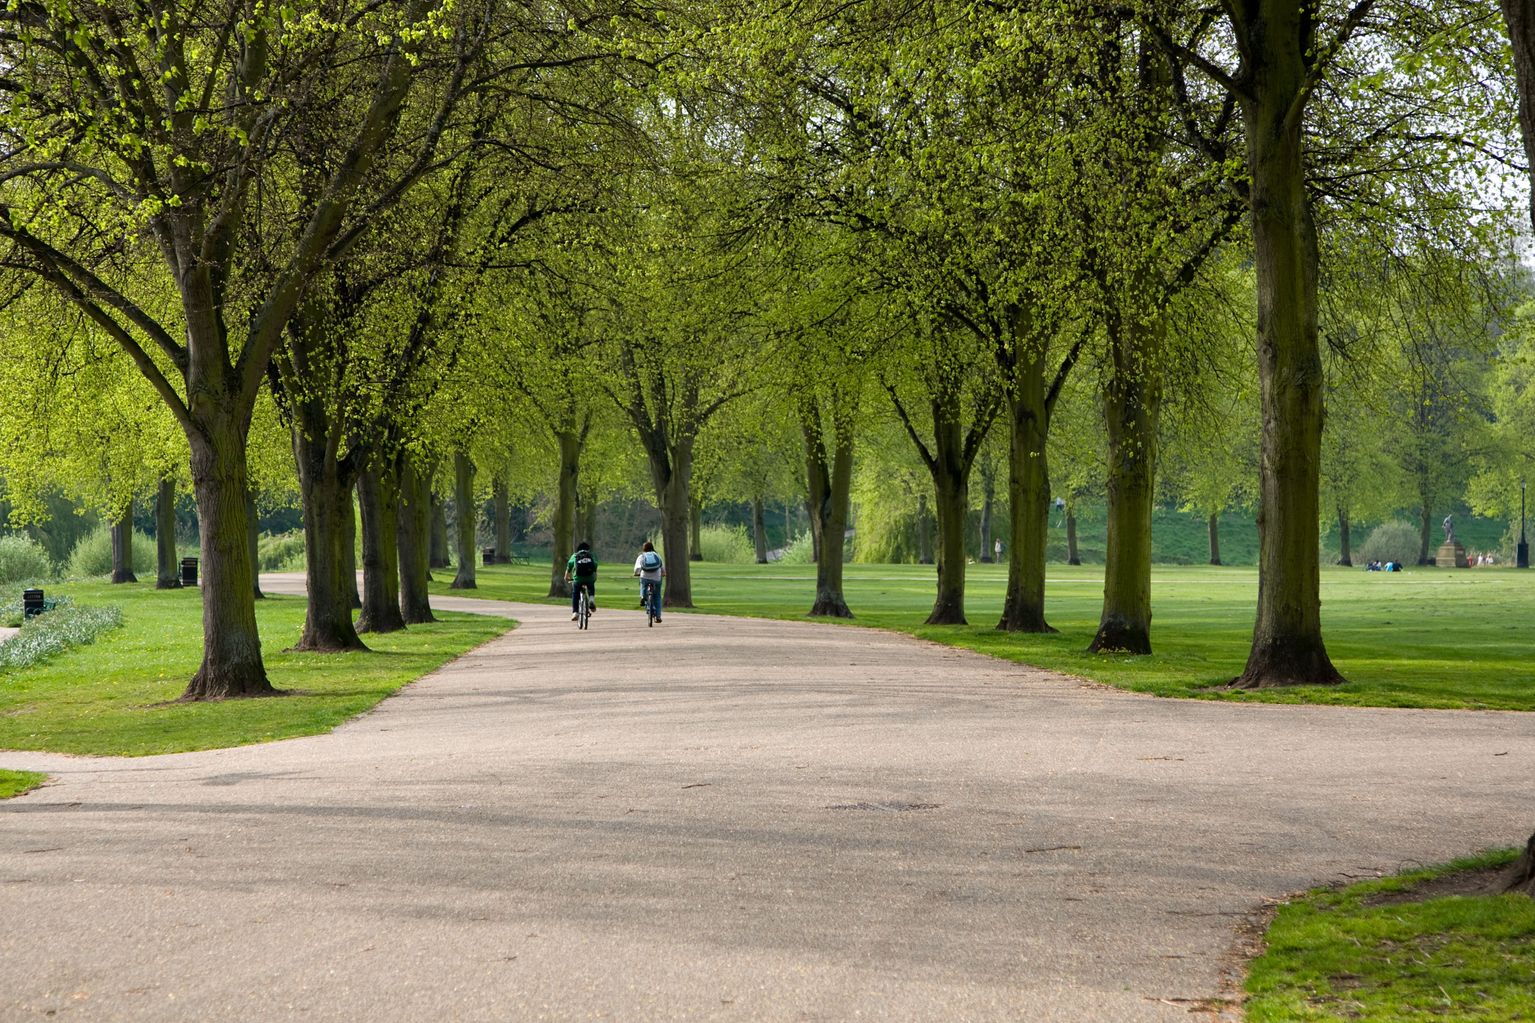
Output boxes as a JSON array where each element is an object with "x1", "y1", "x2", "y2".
[
  {"x1": 446, "y1": 560, "x2": 1535, "y2": 710},
  {"x1": 1246, "y1": 851, "x2": 1535, "y2": 1023},
  {"x1": 0, "y1": 768, "x2": 45, "y2": 798},
  {"x1": 0, "y1": 582, "x2": 513, "y2": 756}
]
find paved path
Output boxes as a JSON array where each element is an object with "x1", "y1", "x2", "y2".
[{"x1": 2, "y1": 578, "x2": 1531, "y2": 1022}]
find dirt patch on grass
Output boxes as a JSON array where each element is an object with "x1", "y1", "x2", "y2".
[{"x1": 1360, "y1": 864, "x2": 1512, "y2": 906}]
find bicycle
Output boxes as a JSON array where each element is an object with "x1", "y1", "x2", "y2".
[
  {"x1": 640, "y1": 578, "x2": 661, "y2": 627},
  {"x1": 575, "y1": 582, "x2": 593, "y2": 630}
]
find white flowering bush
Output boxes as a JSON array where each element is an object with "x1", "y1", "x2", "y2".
[{"x1": 0, "y1": 603, "x2": 122, "y2": 670}]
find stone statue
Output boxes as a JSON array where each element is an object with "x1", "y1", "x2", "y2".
[{"x1": 1443, "y1": 514, "x2": 1455, "y2": 544}]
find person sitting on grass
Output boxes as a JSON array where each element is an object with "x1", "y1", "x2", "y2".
[{"x1": 565, "y1": 540, "x2": 598, "y2": 620}]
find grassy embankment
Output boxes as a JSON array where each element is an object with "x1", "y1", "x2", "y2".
[
  {"x1": 0, "y1": 768, "x2": 45, "y2": 798},
  {"x1": 1245, "y1": 851, "x2": 1535, "y2": 1023},
  {"x1": 445, "y1": 560, "x2": 1535, "y2": 711},
  {"x1": 0, "y1": 582, "x2": 511, "y2": 757}
]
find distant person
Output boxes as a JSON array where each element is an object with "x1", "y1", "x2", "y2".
[
  {"x1": 1368, "y1": 560, "x2": 1381, "y2": 571},
  {"x1": 633, "y1": 541, "x2": 665, "y2": 623},
  {"x1": 994, "y1": 538, "x2": 1003, "y2": 561},
  {"x1": 564, "y1": 540, "x2": 598, "y2": 620}
]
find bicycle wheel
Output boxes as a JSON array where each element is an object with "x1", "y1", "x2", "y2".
[{"x1": 578, "y1": 587, "x2": 590, "y2": 630}]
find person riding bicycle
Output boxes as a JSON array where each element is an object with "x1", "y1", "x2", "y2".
[
  {"x1": 633, "y1": 541, "x2": 665, "y2": 623},
  {"x1": 565, "y1": 540, "x2": 598, "y2": 620}
]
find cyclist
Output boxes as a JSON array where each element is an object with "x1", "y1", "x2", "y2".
[
  {"x1": 632, "y1": 541, "x2": 665, "y2": 623},
  {"x1": 564, "y1": 540, "x2": 598, "y2": 621}
]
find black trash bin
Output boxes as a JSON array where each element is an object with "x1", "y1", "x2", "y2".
[
  {"x1": 180, "y1": 557, "x2": 199, "y2": 587},
  {"x1": 482, "y1": 547, "x2": 497, "y2": 567},
  {"x1": 22, "y1": 588, "x2": 44, "y2": 618}
]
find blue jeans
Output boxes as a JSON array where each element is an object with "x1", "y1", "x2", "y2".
[
  {"x1": 571, "y1": 580, "x2": 595, "y2": 613},
  {"x1": 640, "y1": 578, "x2": 662, "y2": 619}
]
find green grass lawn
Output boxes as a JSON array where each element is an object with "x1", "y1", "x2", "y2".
[
  {"x1": 0, "y1": 582, "x2": 512, "y2": 756},
  {"x1": 0, "y1": 767, "x2": 46, "y2": 798},
  {"x1": 1245, "y1": 851, "x2": 1535, "y2": 1023},
  {"x1": 443, "y1": 560, "x2": 1535, "y2": 710}
]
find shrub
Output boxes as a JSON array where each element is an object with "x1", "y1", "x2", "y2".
[
  {"x1": 0, "y1": 534, "x2": 52, "y2": 585},
  {"x1": 257, "y1": 530, "x2": 307, "y2": 572},
  {"x1": 1357, "y1": 521, "x2": 1421, "y2": 567},
  {"x1": 0, "y1": 602, "x2": 122, "y2": 671},
  {"x1": 64, "y1": 526, "x2": 156, "y2": 579},
  {"x1": 776, "y1": 530, "x2": 817, "y2": 565},
  {"x1": 697, "y1": 524, "x2": 756, "y2": 564}
]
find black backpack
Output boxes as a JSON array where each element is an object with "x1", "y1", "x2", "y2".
[{"x1": 573, "y1": 550, "x2": 596, "y2": 577}]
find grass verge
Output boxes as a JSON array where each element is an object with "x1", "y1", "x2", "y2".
[
  {"x1": 0, "y1": 767, "x2": 46, "y2": 798},
  {"x1": 1245, "y1": 850, "x2": 1535, "y2": 1022},
  {"x1": 441, "y1": 561, "x2": 1535, "y2": 711},
  {"x1": 0, "y1": 582, "x2": 512, "y2": 756}
]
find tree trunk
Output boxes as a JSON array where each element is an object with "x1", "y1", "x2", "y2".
[
  {"x1": 343, "y1": 490, "x2": 361, "y2": 609},
  {"x1": 110, "y1": 503, "x2": 137, "y2": 583},
  {"x1": 155, "y1": 478, "x2": 179, "y2": 589},
  {"x1": 802, "y1": 397, "x2": 855, "y2": 618},
  {"x1": 451, "y1": 450, "x2": 477, "y2": 589},
  {"x1": 1497, "y1": 830, "x2": 1535, "y2": 896},
  {"x1": 1208, "y1": 514, "x2": 1222, "y2": 566},
  {"x1": 979, "y1": 465, "x2": 995, "y2": 562},
  {"x1": 356, "y1": 466, "x2": 405, "y2": 634},
  {"x1": 752, "y1": 494, "x2": 769, "y2": 564},
  {"x1": 493, "y1": 478, "x2": 510, "y2": 564},
  {"x1": 689, "y1": 501, "x2": 704, "y2": 561},
  {"x1": 1337, "y1": 505, "x2": 1352, "y2": 566},
  {"x1": 927, "y1": 466, "x2": 969, "y2": 625},
  {"x1": 650, "y1": 440, "x2": 696, "y2": 608},
  {"x1": 246, "y1": 492, "x2": 263, "y2": 600},
  {"x1": 549, "y1": 430, "x2": 579, "y2": 598},
  {"x1": 806, "y1": 497, "x2": 822, "y2": 564},
  {"x1": 181, "y1": 425, "x2": 275, "y2": 700},
  {"x1": 429, "y1": 493, "x2": 450, "y2": 570},
  {"x1": 1501, "y1": 0, "x2": 1535, "y2": 231},
  {"x1": 396, "y1": 452, "x2": 435, "y2": 624},
  {"x1": 1417, "y1": 502, "x2": 1433, "y2": 565},
  {"x1": 1232, "y1": 8, "x2": 1344, "y2": 688},
  {"x1": 1090, "y1": 314, "x2": 1160, "y2": 655},
  {"x1": 1066, "y1": 510, "x2": 1081, "y2": 566},
  {"x1": 290, "y1": 415, "x2": 366, "y2": 652},
  {"x1": 998, "y1": 358, "x2": 1054, "y2": 633}
]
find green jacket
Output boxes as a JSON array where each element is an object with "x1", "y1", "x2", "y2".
[{"x1": 566, "y1": 549, "x2": 598, "y2": 580}]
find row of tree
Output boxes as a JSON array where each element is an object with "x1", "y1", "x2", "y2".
[{"x1": 0, "y1": 0, "x2": 1533, "y2": 703}]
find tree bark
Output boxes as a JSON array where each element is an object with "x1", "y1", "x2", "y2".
[
  {"x1": 356, "y1": 466, "x2": 405, "y2": 634},
  {"x1": 1497, "y1": 830, "x2": 1535, "y2": 897},
  {"x1": 109, "y1": 502, "x2": 136, "y2": 584},
  {"x1": 155, "y1": 479, "x2": 179, "y2": 588},
  {"x1": 1417, "y1": 502, "x2": 1433, "y2": 565},
  {"x1": 549, "y1": 430, "x2": 580, "y2": 598},
  {"x1": 1232, "y1": 2, "x2": 1344, "y2": 687},
  {"x1": 802, "y1": 395, "x2": 855, "y2": 618},
  {"x1": 998, "y1": 355, "x2": 1054, "y2": 633},
  {"x1": 1066, "y1": 510, "x2": 1081, "y2": 566},
  {"x1": 927, "y1": 465, "x2": 969, "y2": 624},
  {"x1": 1337, "y1": 505, "x2": 1352, "y2": 566},
  {"x1": 689, "y1": 501, "x2": 704, "y2": 561},
  {"x1": 648, "y1": 438, "x2": 696, "y2": 608},
  {"x1": 429, "y1": 493, "x2": 450, "y2": 570},
  {"x1": 1501, "y1": 0, "x2": 1535, "y2": 231},
  {"x1": 752, "y1": 494, "x2": 769, "y2": 564},
  {"x1": 182, "y1": 425, "x2": 275, "y2": 699},
  {"x1": 451, "y1": 450, "x2": 477, "y2": 589},
  {"x1": 396, "y1": 452, "x2": 436, "y2": 624},
  {"x1": 493, "y1": 478, "x2": 510, "y2": 564},
  {"x1": 343, "y1": 489, "x2": 361, "y2": 609},
  {"x1": 1208, "y1": 514, "x2": 1222, "y2": 566},
  {"x1": 290, "y1": 412, "x2": 366, "y2": 652},
  {"x1": 246, "y1": 492, "x2": 263, "y2": 600},
  {"x1": 1090, "y1": 313, "x2": 1160, "y2": 654},
  {"x1": 979, "y1": 465, "x2": 995, "y2": 562}
]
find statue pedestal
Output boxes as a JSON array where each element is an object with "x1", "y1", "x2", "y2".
[{"x1": 1436, "y1": 541, "x2": 1469, "y2": 568}]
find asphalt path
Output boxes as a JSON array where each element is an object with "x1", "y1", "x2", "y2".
[{"x1": 2, "y1": 574, "x2": 1531, "y2": 1022}]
